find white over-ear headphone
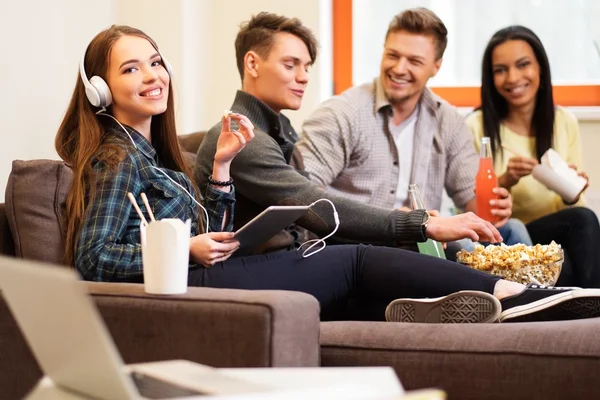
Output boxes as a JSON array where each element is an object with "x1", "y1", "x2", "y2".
[{"x1": 79, "y1": 47, "x2": 174, "y2": 108}]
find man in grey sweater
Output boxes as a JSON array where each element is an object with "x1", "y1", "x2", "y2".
[{"x1": 194, "y1": 12, "x2": 504, "y2": 254}]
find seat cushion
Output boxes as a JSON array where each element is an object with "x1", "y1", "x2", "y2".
[
  {"x1": 320, "y1": 319, "x2": 600, "y2": 400},
  {"x1": 5, "y1": 160, "x2": 73, "y2": 264}
]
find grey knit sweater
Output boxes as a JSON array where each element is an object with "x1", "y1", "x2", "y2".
[{"x1": 194, "y1": 90, "x2": 427, "y2": 252}]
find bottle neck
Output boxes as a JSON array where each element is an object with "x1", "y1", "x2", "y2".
[
  {"x1": 480, "y1": 140, "x2": 493, "y2": 159},
  {"x1": 408, "y1": 184, "x2": 427, "y2": 210}
]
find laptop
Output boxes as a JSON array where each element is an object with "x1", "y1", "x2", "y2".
[{"x1": 0, "y1": 256, "x2": 268, "y2": 399}]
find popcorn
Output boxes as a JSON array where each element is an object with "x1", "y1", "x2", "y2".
[
  {"x1": 223, "y1": 109, "x2": 234, "y2": 118},
  {"x1": 456, "y1": 242, "x2": 563, "y2": 285}
]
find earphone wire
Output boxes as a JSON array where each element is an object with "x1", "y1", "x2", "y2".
[
  {"x1": 95, "y1": 109, "x2": 210, "y2": 232},
  {"x1": 95, "y1": 109, "x2": 138, "y2": 149},
  {"x1": 151, "y1": 166, "x2": 210, "y2": 233},
  {"x1": 298, "y1": 198, "x2": 340, "y2": 258}
]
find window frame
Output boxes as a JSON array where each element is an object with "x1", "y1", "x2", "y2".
[{"x1": 332, "y1": 0, "x2": 600, "y2": 107}]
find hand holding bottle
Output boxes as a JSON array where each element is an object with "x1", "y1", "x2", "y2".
[
  {"x1": 408, "y1": 184, "x2": 446, "y2": 259},
  {"x1": 489, "y1": 187, "x2": 512, "y2": 228},
  {"x1": 476, "y1": 137, "x2": 499, "y2": 223}
]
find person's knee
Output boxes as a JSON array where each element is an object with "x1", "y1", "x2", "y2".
[
  {"x1": 500, "y1": 218, "x2": 533, "y2": 246},
  {"x1": 564, "y1": 207, "x2": 600, "y2": 229}
]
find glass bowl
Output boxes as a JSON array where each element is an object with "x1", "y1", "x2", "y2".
[{"x1": 459, "y1": 249, "x2": 563, "y2": 286}]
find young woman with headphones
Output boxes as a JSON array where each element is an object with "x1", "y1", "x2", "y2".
[{"x1": 55, "y1": 24, "x2": 600, "y2": 324}]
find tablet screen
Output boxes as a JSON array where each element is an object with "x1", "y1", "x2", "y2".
[{"x1": 234, "y1": 206, "x2": 309, "y2": 251}]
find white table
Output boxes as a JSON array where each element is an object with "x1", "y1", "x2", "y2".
[{"x1": 25, "y1": 360, "x2": 445, "y2": 399}]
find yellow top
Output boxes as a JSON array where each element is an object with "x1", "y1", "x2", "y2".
[{"x1": 467, "y1": 107, "x2": 585, "y2": 224}]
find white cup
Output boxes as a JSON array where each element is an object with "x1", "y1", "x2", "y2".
[
  {"x1": 532, "y1": 164, "x2": 586, "y2": 204},
  {"x1": 140, "y1": 218, "x2": 191, "y2": 294},
  {"x1": 532, "y1": 149, "x2": 587, "y2": 204}
]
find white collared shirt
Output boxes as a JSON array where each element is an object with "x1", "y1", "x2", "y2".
[{"x1": 389, "y1": 108, "x2": 418, "y2": 209}]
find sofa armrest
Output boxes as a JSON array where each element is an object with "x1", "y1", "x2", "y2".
[
  {"x1": 88, "y1": 282, "x2": 321, "y2": 368},
  {"x1": 0, "y1": 294, "x2": 42, "y2": 399},
  {"x1": 0, "y1": 282, "x2": 319, "y2": 399},
  {"x1": 0, "y1": 204, "x2": 15, "y2": 256}
]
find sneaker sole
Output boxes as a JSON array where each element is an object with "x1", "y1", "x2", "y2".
[
  {"x1": 499, "y1": 289, "x2": 600, "y2": 322},
  {"x1": 385, "y1": 291, "x2": 501, "y2": 323}
]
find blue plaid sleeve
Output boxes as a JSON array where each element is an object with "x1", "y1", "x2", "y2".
[
  {"x1": 203, "y1": 184, "x2": 236, "y2": 232},
  {"x1": 75, "y1": 154, "x2": 143, "y2": 282}
]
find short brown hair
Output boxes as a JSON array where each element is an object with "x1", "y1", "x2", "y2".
[
  {"x1": 235, "y1": 12, "x2": 318, "y2": 82},
  {"x1": 386, "y1": 8, "x2": 448, "y2": 60}
]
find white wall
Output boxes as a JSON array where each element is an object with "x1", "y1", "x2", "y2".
[
  {"x1": 113, "y1": 0, "x2": 332, "y2": 133},
  {"x1": 7, "y1": 0, "x2": 597, "y2": 213},
  {"x1": 577, "y1": 120, "x2": 600, "y2": 216},
  {"x1": 199, "y1": 0, "x2": 332, "y2": 132},
  {"x1": 112, "y1": 0, "x2": 216, "y2": 134},
  {"x1": 1, "y1": 0, "x2": 331, "y2": 202},
  {"x1": 1, "y1": 0, "x2": 114, "y2": 200}
]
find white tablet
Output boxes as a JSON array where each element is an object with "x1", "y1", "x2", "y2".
[{"x1": 235, "y1": 206, "x2": 310, "y2": 250}]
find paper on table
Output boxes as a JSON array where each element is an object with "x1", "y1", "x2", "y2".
[{"x1": 532, "y1": 149, "x2": 587, "y2": 203}]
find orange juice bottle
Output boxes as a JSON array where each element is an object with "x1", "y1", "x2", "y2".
[{"x1": 476, "y1": 137, "x2": 499, "y2": 223}]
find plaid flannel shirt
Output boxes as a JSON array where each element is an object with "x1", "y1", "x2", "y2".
[
  {"x1": 75, "y1": 122, "x2": 235, "y2": 282},
  {"x1": 297, "y1": 79, "x2": 479, "y2": 211}
]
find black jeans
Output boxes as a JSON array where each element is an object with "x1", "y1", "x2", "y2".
[
  {"x1": 188, "y1": 244, "x2": 500, "y2": 321},
  {"x1": 526, "y1": 207, "x2": 600, "y2": 288}
]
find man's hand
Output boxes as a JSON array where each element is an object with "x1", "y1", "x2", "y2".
[
  {"x1": 399, "y1": 207, "x2": 446, "y2": 248},
  {"x1": 425, "y1": 212, "x2": 503, "y2": 243},
  {"x1": 425, "y1": 209, "x2": 447, "y2": 248},
  {"x1": 399, "y1": 206, "x2": 440, "y2": 217},
  {"x1": 490, "y1": 187, "x2": 512, "y2": 228}
]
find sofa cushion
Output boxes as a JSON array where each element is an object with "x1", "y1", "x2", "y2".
[
  {"x1": 320, "y1": 319, "x2": 600, "y2": 400},
  {"x1": 5, "y1": 160, "x2": 72, "y2": 264},
  {"x1": 178, "y1": 131, "x2": 206, "y2": 154}
]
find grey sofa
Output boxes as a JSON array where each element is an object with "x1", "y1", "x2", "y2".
[
  {"x1": 2, "y1": 136, "x2": 600, "y2": 399},
  {"x1": 0, "y1": 159, "x2": 320, "y2": 399}
]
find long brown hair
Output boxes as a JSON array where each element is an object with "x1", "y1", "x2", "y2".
[{"x1": 55, "y1": 25, "x2": 192, "y2": 266}]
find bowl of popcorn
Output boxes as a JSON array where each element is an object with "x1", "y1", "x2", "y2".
[{"x1": 456, "y1": 241, "x2": 563, "y2": 286}]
